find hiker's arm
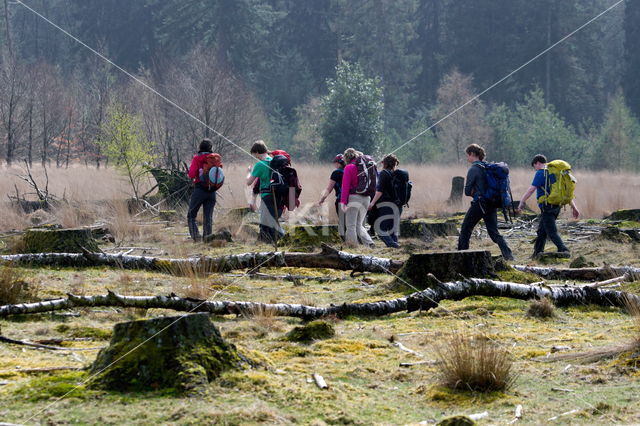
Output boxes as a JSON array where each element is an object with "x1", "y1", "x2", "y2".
[
  {"x1": 248, "y1": 192, "x2": 258, "y2": 211},
  {"x1": 464, "y1": 167, "x2": 477, "y2": 196},
  {"x1": 246, "y1": 165, "x2": 257, "y2": 186},
  {"x1": 368, "y1": 191, "x2": 383, "y2": 210},
  {"x1": 188, "y1": 157, "x2": 199, "y2": 180},
  {"x1": 518, "y1": 186, "x2": 537, "y2": 211},
  {"x1": 318, "y1": 180, "x2": 336, "y2": 204},
  {"x1": 570, "y1": 200, "x2": 580, "y2": 219}
]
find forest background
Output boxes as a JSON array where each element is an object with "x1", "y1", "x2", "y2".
[{"x1": 0, "y1": 0, "x2": 639, "y2": 172}]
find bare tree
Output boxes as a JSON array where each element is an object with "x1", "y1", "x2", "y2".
[
  {"x1": 0, "y1": 55, "x2": 28, "y2": 165},
  {"x1": 432, "y1": 69, "x2": 492, "y2": 163},
  {"x1": 161, "y1": 46, "x2": 267, "y2": 161},
  {"x1": 32, "y1": 62, "x2": 65, "y2": 167}
]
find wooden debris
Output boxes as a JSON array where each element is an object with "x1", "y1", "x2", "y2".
[
  {"x1": 551, "y1": 387, "x2": 574, "y2": 392},
  {"x1": 547, "y1": 409, "x2": 580, "y2": 421},
  {"x1": 2, "y1": 278, "x2": 639, "y2": 319},
  {"x1": 399, "y1": 360, "x2": 437, "y2": 367},
  {"x1": 312, "y1": 373, "x2": 328, "y2": 389},
  {"x1": 393, "y1": 342, "x2": 424, "y2": 357},
  {"x1": 0, "y1": 366, "x2": 82, "y2": 374},
  {"x1": 0, "y1": 335, "x2": 102, "y2": 351},
  {"x1": 513, "y1": 264, "x2": 640, "y2": 281}
]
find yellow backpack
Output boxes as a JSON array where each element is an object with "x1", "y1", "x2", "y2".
[{"x1": 537, "y1": 160, "x2": 576, "y2": 206}]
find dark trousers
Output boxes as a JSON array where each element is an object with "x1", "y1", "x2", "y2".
[
  {"x1": 534, "y1": 205, "x2": 568, "y2": 255},
  {"x1": 377, "y1": 203, "x2": 402, "y2": 248},
  {"x1": 259, "y1": 193, "x2": 284, "y2": 244},
  {"x1": 458, "y1": 200, "x2": 513, "y2": 259},
  {"x1": 187, "y1": 186, "x2": 216, "y2": 241}
]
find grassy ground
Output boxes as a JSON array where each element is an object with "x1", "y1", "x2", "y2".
[{"x1": 1, "y1": 166, "x2": 639, "y2": 424}]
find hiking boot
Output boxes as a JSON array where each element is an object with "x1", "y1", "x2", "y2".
[
  {"x1": 504, "y1": 255, "x2": 515, "y2": 261},
  {"x1": 556, "y1": 251, "x2": 571, "y2": 258}
]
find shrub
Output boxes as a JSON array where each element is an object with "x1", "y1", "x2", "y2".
[
  {"x1": 526, "y1": 297, "x2": 556, "y2": 319},
  {"x1": 0, "y1": 265, "x2": 38, "y2": 305},
  {"x1": 434, "y1": 331, "x2": 516, "y2": 392}
]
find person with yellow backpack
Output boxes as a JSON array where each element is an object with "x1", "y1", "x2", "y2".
[{"x1": 517, "y1": 154, "x2": 580, "y2": 258}]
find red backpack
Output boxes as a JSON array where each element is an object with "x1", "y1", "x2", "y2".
[{"x1": 199, "y1": 153, "x2": 224, "y2": 191}]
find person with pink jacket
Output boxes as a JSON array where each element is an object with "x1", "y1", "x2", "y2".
[{"x1": 340, "y1": 148, "x2": 375, "y2": 247}]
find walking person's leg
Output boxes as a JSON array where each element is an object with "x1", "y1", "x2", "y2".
[
  {"x1": 353, "y1": 195, "x2": 374, "y2": 246},
  {"x1": 344, "y1": 202, "x2": 359, "y2": 246},
  {"x1": 483, "y1": 205, "x2": 514, "y2": 260},
  {"x1": 376, "y1": 202, "x2": 399, "y2": 248},
  {"x1": 262, "y1": 193, "x2": 281, "y2": 243},
  {"x1": 543, "y1": 206, "x2": 569, "y2": 252},
  {"x1": 533, "y1": 209, "x2": 550, "y2": 256},
  {"x1": 457, "y1": 202, "x2": 483, "y2": 250},
  {"x1": 201, "y1": 191, "x2": 216, "y2": 240},
  {"x1": 335, "y1": 200, "x2": 345, "y2": 239},
  {"x1": 187, "y1": 187, "x2": 205, "y2": 241}
]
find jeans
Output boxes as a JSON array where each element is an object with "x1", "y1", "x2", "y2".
[
  {"x1": 457, "y1": 200, "x2": 513, "y2": 259},
  {"x1": 375, "y1": 202, "x2": 402, "y2": 248},
  {"x1": 259, "y1": 193, "x2": 284, "y2": 244},
  {"x1": 344, "y1": 194, "x2": 374, "y2": 246},
  {"x1": 187, "y1": 186, "x2": 216, "y2": 241},
  {"x1": 534, "y1": 205, "x2": 568, "y2": 255}
]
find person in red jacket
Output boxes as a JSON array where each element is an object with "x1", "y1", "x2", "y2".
[{"x1": 187, "y1": 139, "x2": 217, "y2": 241}]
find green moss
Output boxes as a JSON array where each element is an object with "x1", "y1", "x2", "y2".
[
  {"x1": 495, "y1": 267, "x2": 541, "y2": 284},
  {"x1": 436, "y1": 415, "x2": 477, "y2": 426},
  {"x1": 570, "y1": 255, "x2": 596, "y2": 268},
  {"x1": 285, "y1": 320, "x2": 335, "y2": 342},
  {"x1": 54, "y1": 325, "x2": 112, "y2": 340},
  {"x1": 279, "y1": 225, "x2": 342, "y2": 251},
  {"x1": 23, "y1": 228, "x2": 99, "y2": 253},
  {"x1": 14, "y1": 371, "x2": 93, "y2": 402}
]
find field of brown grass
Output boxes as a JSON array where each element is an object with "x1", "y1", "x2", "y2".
[{"x1": 1, "y1": 163, "x2": 638, "y2": 225}]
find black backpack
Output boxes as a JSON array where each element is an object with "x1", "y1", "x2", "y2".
[
  {"x1": 389, "y1": 169, "x2": 412, "y2": 207},
  {"x1": 263, "y1": 154, "x2": 302, "y2": 210}
]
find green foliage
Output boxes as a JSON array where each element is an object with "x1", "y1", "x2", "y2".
[
  {"x1": 98, "y1": 103, "x2": 156, "y2": 199},
  {"x1": 319, "y1": 62, "x2": 384, "y2": 159},
  {"x1": 488, "y1": 89, "x2": 583, "y2": 166},
  {"x1": 595, "y1": 89, "x2": 640, "y2": 171},
  {"x1": 285, "y1": 320, "x2": 335, "y2": 343}
]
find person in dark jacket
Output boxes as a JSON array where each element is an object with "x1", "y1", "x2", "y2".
[
  {"x1": 368, "y1": 154, "x2": 403, "y2": 248},
  {"x1": 186, "y1": 138, "x2": 217, "y2": 242},
  {"x1": 457, "y1": 144, "x2": 514, "y2": 260}
]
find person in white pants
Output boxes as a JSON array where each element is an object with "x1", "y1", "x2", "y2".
[{"x1": 339, "y1": 148, "x2": 375, "y2": 248}]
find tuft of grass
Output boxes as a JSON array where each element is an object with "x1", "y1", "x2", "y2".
[
  {"x1": 247, "y1": 304, "x2": 283, "y2": 333},
  {"x1": 0, "y1": 265, "x2": 39, "y2": 305},
  {"x1": 433, "y1": 331, "x2": 516, "y2": 392},
  {"x1": 527, "y1": 297, "x2": 556, "y2": 319}
]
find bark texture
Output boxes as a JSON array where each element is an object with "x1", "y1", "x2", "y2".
[
  {"x1": 3, "y1": 279, "x2": 637, "y2": 320},
  {"x1": 23, "y1": 228, "x2": 99, "y2": 253},
  {"x1": 0, "y1": 244, "x2": 403, "y2": 275},
  {"x1": 396, "y1": 250, "x2": 494, "y2": 288},
  {"x1": 513, "y1": 265, "x2": 640, "y2": 281}
]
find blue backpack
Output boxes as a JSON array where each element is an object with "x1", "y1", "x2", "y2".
[{"x1": 476, "y1": 162, "x2": 514, "y2": 221}]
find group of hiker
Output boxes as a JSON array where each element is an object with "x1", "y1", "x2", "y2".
[{"x1": 187, "y1": 138, "x2": 580, "y2": 259}]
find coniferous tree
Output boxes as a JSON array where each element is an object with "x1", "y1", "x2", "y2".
[{"x1": 623, "y1": 0, "x2": 640, "y2": 118}]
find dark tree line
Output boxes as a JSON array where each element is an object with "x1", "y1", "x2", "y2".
[{"x1": 0, "y1": 0, "x2": 638, "y2": 170}]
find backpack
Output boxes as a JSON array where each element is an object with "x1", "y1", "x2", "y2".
[
  {"x1": 198, "y1": 153, "x2": 224, "y2": 191},
  {"x1": 387, "y1": 169, "x2": 412, "y2": 207},
  {"x1": 476, "y1": 161, "x2": 514, "y2": 221},
  {"x1": 263, "y1": 154, "x2": 302, "y2": 211},
  {"x1": 538, "y1": 160, "x2": 576, "y2": 206},
  {"x1": 352, "y1": 155, "x2": 377, "y2": 197}
]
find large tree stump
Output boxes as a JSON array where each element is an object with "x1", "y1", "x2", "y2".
[
  {"x1": 90, "y1": 313, "x2": 250, "y2": 393},
  {"x1": 605, "y1": 209, "x2": 640, "y2": 222},
  {"x1": 395, "y1": 250, "x2": 494, "y2": 289},
  {"x1": 446, "y1": 176, "x2": 465, "y2": 205},
  {"x1": 23, "y1": 228, "x2": 99, "y2": 253},
  {"x1": 399, "y1": 219, "x2": 459, "y2": 242},
  {"x1": 280, "y1": 225, "x2": 342, "y2": 251}
]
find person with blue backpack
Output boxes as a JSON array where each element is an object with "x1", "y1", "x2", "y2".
[{"x1": 457, "y1": 144, "x2": 515, "y2": 260}]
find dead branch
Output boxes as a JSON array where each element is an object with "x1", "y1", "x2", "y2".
[
  {"x1": 2, "y1": 278, "x2": 638, "y2": 319},
  {"x1": 0, "y1": 366, "x2": 83, "y2": 375},
  {"x1": 0, "y1": 244, "x2": 403, "y2": 275},
  {"x1": 0, "y1": 335, "x2": 103, "y2": 351},
  {"x1": 513, "y1": 265, "x2": 640, "y2": 281}
]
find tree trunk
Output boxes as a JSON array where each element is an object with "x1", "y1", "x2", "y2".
[
  {"x1": 447, "y1": 176, "x2": 465, "y2": 205},
  {"x1": 2, "y1": 280, "x2": 637, "y2": 319},
  {"x1": 395, "y1": 250, "x2": 494, "y2": 288},
  {"x1": 513, "y1": 265, "x2": 640, "y2": 281},
  {"x1": 0, "y1": 244, "x2": 403, "y2": 275}
]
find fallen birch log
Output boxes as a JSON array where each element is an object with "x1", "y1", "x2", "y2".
[
  {"x1": 0, "y1": 335, "x2": 103, "y2": 351},
  {"x1": 513, "y1": 265, "x2": 640, "y2": 281},
  {"x1": 0, "y1": 244, "x2": 403, "y2": 275},
  {"x1": 2, "y1": 279, "x2": 638, "y2": 319}
]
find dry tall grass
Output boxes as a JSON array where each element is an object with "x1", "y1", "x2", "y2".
[
  {"x1": 0, "y1": 265, "x2": 39, "y2": 305},
  {"x1": 1, "y1": 163, "x2": 639, "y2": 232},
  {"x1": 433, "y1": 331, "x2": 516, "y2": 392}
]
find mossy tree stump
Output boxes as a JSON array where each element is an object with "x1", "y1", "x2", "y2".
[
  {"x1": 90, "y1": 313, "x2": 250, "y2": 393},
  {"x1": 280, "y1": 225, "x2": 342, "y2": 251},
  {"x1": 395, "y1": 250, "x2": 494, "y2": 289},
  {"x1": 446, "y1": 176, "x2": 465, "y2": 206},
  {"x1": 605, "y1": 209, "x2": 640, "y2": 222},
  {"x1": 23, "y1": 228, "x2": 99, "y2": 253},
  {"x1": 399, "y1": 219, "x2": 459, "y2": 242}
]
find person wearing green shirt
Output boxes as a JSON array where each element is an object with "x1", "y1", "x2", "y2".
[{"x1": 246, "y1": 140, "x2": 283, "y2": 243}]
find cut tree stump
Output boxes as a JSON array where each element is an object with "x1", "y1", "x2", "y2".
[
  {"x1": 395, "y1": 250, "x2": 494, "y2": 289},
  {"x1": 446, "y1": 176, "x2": 465, "y2": 205},
  {"x1": 23, "y1": 228, "x2": 99, "y2": 253},
  {"x1": 599, "y1": 226, "x2": 633, "y2": 243},
  {"x1": 90, "y1": 313, "x2": 250, "y2": 393},
  {"x1": 279, "y1": 225, "x2": 342, "y2": 250},
  {"x1": 605, "y1": 209, "x2": 640, "y2": 222},
  {"x1": 399, "y1": 219, "x2": 459, "y2": 242}
]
